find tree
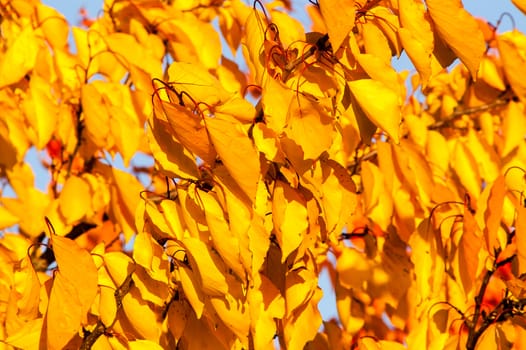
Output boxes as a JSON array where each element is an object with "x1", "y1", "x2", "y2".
[{"x1": 1, "y1": 0, "x2": 526, "y2": 348}]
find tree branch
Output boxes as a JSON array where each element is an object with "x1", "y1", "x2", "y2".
[{"x1": 80, "y1": 274, "x2": 134, "y2": 349}]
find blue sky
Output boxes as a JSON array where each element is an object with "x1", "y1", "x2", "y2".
[{"x1": 37, "y1": 0, "x2": 526, "y2": 323}]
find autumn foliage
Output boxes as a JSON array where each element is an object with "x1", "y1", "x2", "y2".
[{"x1": 2, "y1": 0, "x2": 526, "y2": 349}]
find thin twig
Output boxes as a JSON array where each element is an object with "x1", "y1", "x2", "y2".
[{"x1": 428, "y1": 99, "x2": 509, "y2": 130}]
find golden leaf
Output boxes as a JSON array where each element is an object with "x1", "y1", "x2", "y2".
[
  {"x1": 182, "y1": 237, "x2": 229, "y2": 296},
  {"x1": 426, "y1": 0, "x2": 485, "y2": 78},
  {"x1": 272, "y1": 180, "x2": 308, "y2": 262},
  {"x1": 284, "y1": 93, "x2": 335, "y2": 161},
  {"x1": 0, "y1": 27, "x2": 41, "y2": 88},
  {"x1": 247, "y1": 274, "x2": 284, "y2": 348},
  {"x1": 59, "y1": 175, "x2": 91, "y2": 224},
  {"x1": 205, "y1": 115, "x2": 261, "y2": 200},
  {"x1": 152, "y1": 96, "x2": 217, "y2": 166},
  {"x1": 0, "y1": 205, "x2": 19, "y2": 229},
  {"x1": 110, "y1": 166, "x2": 143, "y2": 241},
  {"x1": 458, "y1": 205, "x2": 482, "y2": 296},
  {"x1": 199, "y1": 190, "x2": 246, "y2": 279},
  {"x1": 36, "y1": 4, "x2": 69, "y2": 49},
  {"x1": 99, "y1": 286, "x2": 118, "y2": 327},
  {"x1": 501, "y1": 101, "x2": 526, "y2": 157},
  {"x1": 451, "y1": 140, "x2": 481, "y2": 199},
  {"x1": 24, "y1": 75, "x2": 59, "y2": 149},
  {"x1": 177, "y1": 263, "x2": 206, "y2": 318},
  {"x1": 5, "y1": 318, "x2": 43, "y2": 350},
  {"x1": 318, "y1": 0, "x2": 355, "y2": 51},
  {"x1": 103, "y1": 252, "x2": 135, "y2": 287},
  {"x1": 161, "y1": 15, "x2": 221, "y2": 69},
  {"x1": 46, "y1": 272, "x2": 83, "y2": 349},
  {"x1": 121, "y1": 285, "x2": 161, "y2": 341},
  {"x1": 348, "y1": 79, "x2": 401, "y2": 143}
]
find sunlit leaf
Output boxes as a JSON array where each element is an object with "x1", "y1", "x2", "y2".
[
  {"x1": 205, "y1": 115, "x2": 261, "y2": 200},
  {"x1": 348, "y1": 79, "x2": 401, "y2": 143},
  {"x1": 426, "y1": 0, "x2": 485, "y2": 77},
  {"x1": 318, "y1": 0, "x2": 355, "y2": 50},
  {"x1": 0, "y1": 27, "x2": 41, "y2": 88}
]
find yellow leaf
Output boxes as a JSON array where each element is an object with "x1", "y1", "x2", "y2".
[
  {"x1": 283, "y1": 288, "x2": 322, "y2": 350},
  {"x1": 502, "y1": 101, "x2": 526, "y2": 157},
  {"x1": 161, "y1": 16, "x2": 221, "y2": 69},
  {"x1": 147, "y1": 114, "x2": 200, "y2": 180},
  {"x1": 451, "y1": 140, "x2": 481, "y2": 199},
  {"x1": 219, "y1": 7, "x2": 243, "y2": 56},
  {"x1": 284, "y1": 93, "x2": 335, "y2": 161},
  {"x1": 247, "y1": 274, "x2": 284, "y2": 349},
  {"x1": 5, "y1": 318, "x2": 43, "y2": 350},
  {"x1": 209, "y1": 288, "x2": 250, "y2": 343},
  {"x1": 205, "y1": 115, "x2": 261, "y2": 200},
  {"x1": 318, "y1": 0, "x2": 355, "y2": 51},
  {"x1": 398, "y1": 0, "x2": 435, "y2": 83},
  {"x1": 82, "y1": 82, "x2": 143, "y2": 165},
  {"x1": 213, "y1": 95, "x2": 257, "y2": 123},
  {"x1": 360, "y1": 20, "x2": 392, "y2": 64},
  {"x1": 337, "y1": 247, "x2": 370, "y2": 290},
  {"x1": 2, "y1": 189, "x2": 50, "y2": 238},
  {"x1": 50, "y1": 234, "x2": 98, "y2": 314},
  {"x1": 106, "y1": 33, "x2": 162, "y2": 78},
  {"x1": 355, "y1": 54, "x2": 405, "y2": 100},
  {"x1": 0, "y1": 27, "x2": 41, "y2": 88},
  {"x1": 59, "y1": 175, "x2": 91, "y2": 224},
  {"x1": 36, "y1": 4, "x2": 69, "y2": 49},
  {"x1": 348, "y1": 79, "x2": 401, "y2": 143},
  {"x1": 360, "y1": 161, "x2": 393, "y2": 231},
  {"x1": 242, "y1": 8, "x2": 268, "y2": 85},
  {"x1": 166, "y1": 61, "x2": 232, "y2": 106},
  {"x1": 262, "y1": 78, "x2": 295, "y2": 131},
  {"x1": 132, "y1": 231, "x2": 170, "y2": 289},
  {"x1": 458, "y1": 206, "x2": 482, "y2": 296},
  {"x1": 272, "y1": 181, "x2": 308, "y2": 262},
  {"x1": 110, "y1": 167, "x2": 143, "y2": 241},
  {"x1": 199, "y1": 190, "x2": 245, "y2": 279},
  {"x1": 121, "y1": 285, "x2": 161, "y2": 341},
  {"x1": 152, "y1": 95, "x2": 217, "y2": 165},
  {"x1": 478, "y1": 56, "x2": 506, "y2": 91},
  {"x1": 426, "y1": 0, "x2": 485, "y2": 78},
  {"x1": 24, "y1": 75, "x2": 59, "y2": 149},
  {"x1": 480, "y1": 176, "x2": 506, "y2": 252},
  {"x1": 408, "y1": 219, "x2": 446, "y2": 301},
  {"x1": 252, "y1": 122, "x2": 287, "y2": 163},
  {"x1": 0, "y1": 205, "x2": 19, "y2": 229},
  {"x1": 129, "y1": 340, "x2": 165, "y2": 350},
  {"x1": 285, "y1": 268, "x2": 317, "y2": 316},
  {"x1": 46, "y1": 272, "x2": 83, "y2": 350},
  {"x1": 103, "y1": 252, "x2": 135, "y2": 287},
  {"x1": 177, "y1": 264, "x2": 206, "y2": 318},
  {"x1": 99, "y1": 286, "x2": 118, "y2": 327},
  {"x1": 182, "y1": 237, "x2": 229, "y2": 296}
]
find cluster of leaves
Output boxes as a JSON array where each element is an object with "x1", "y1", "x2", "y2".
[{"x1": 2, "y1": 0, "x2": 526, "y2": 349}]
